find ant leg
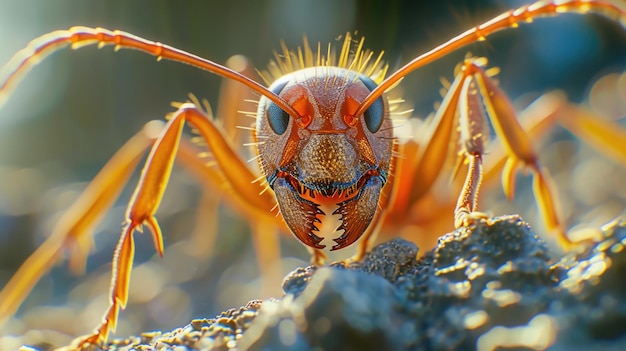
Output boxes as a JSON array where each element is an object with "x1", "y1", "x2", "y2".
[
  {"x1": 73, "y1": 103, "x2": 278, "y2": 347},
  {"x1": 0, "y1": 122, "x2": 157, "y2": 330}
]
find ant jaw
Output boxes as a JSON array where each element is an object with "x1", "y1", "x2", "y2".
[
  {"x1": 272, "y1": 170, "x2": 384, "y2": 251},
  {"x1": 273, "y1": 177, "x2": 326, "y2": 249},
  {"x1": 331, "y1": 175, "x2": 383, "y2": 251}
]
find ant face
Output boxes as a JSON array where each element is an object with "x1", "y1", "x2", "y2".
[{"x1": 256, "y1": 67, "x2": 392, "y2": 250}]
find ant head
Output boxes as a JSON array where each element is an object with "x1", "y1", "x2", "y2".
[{"x1": 255, "y1": 66, "x2": 392, "y2": 249}]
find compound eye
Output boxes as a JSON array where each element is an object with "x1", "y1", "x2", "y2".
[
  {"x1": 359, "y1": 76, "x2": 384, "y2": 133},
  {"x1": 267, "y1": 80, "x2": 290, "y2": 135}
]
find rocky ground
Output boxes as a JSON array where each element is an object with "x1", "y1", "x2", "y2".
[{"x1": 38, "y1": 214, "x2": 625, "y2": 351}]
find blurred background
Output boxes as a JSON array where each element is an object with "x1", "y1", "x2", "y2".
[{"x1": 0, "y1": 0, "x2": 624, "y2": 349}]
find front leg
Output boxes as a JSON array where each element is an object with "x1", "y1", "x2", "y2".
[{"x1": 74, "y1": 102, "x2": 277, "y2": 348}]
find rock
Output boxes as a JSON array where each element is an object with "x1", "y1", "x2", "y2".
[
  {"x1": 240, "y1": 267, "x2": 407, "y2": 351},
  {"x1": 548, "y1": 219, "x2": 626, "y2": 350},
  {"x1": 53, "y1": 215, "x2": 626, "y2": 350}
]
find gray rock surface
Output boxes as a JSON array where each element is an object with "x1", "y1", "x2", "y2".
[{"x1": 66, "y1": 215, "x2": 626, "y2": 350}]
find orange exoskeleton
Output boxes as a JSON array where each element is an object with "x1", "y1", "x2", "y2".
[{"x1": 0, "y1": 0, "x2": 625, "y2": 349}]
